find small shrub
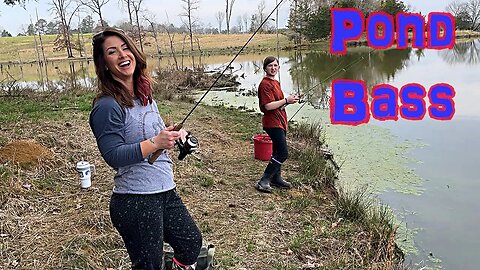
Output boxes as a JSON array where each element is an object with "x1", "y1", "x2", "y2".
[{"x1": 195, "y1": 174, "x2": 214, "y2": 188}]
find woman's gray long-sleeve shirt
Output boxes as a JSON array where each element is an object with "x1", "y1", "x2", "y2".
[{"x1": 89, "y1": 96, "x2": 175, "y2": 194}]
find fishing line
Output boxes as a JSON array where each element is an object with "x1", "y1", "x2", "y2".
[
  {"x1": 149, "y1": 0, "x2": 286, "y2": 163},
  {"x1": 178, "y1": 0, "x2": 286, "y2": 127},
  {"x1": 288, "y1": 48, "x2": 375, "y2": 122}
]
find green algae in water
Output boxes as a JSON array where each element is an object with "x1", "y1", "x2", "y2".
[
  {"x1": 392, "y1": 208, "x2": 420, "y2": 256},
  {"x1": 324, "y1": 121, "x2": 425, "y2": 196}
]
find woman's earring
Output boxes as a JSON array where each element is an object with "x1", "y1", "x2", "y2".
[{"x1": 105, "y1": 66, "x2": 109, "y2": 71}]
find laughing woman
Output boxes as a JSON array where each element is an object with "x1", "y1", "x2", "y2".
[
  {"x1": 89, "y1": 28, "x2": 202, "y2": 270},
  {"x1": 256, "y1": 56, "x2": 300, "y2": 193}
]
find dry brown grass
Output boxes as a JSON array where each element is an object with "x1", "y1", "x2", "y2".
[
  {"x1": 0, "y1": 114, "x2": 130, "y2": 269},
  {"x1": 0, "y1": 91, "x2": 404, "y2": 269}
]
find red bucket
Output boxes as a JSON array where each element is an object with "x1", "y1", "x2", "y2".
[{"x1": 252, "y1": 134, "x2": 272, "y2": 161}]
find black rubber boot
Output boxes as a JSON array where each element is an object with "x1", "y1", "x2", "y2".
[
  {"x1": 256, "y1": 174, "x2": 273, "y2": 193},
  {"x1": 270, "y1": 170, "x2": 292, "y2": 189},
  {"x1": 255, "y1": 161, "x2": 280, "y2": 193}
]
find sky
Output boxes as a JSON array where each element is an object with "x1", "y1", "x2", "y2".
[{"x1": 0, "y1": 0, "x2": 457, "y2": 36}]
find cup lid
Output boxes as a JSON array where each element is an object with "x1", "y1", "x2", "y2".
[{"x1": 76, "y1": 161, "x2": 89, "y2": 166}]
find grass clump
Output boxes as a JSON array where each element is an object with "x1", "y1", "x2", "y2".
[
  {"x1": 288, "y1": 121, "x2": 405, "y2": 269},
  {"x1": 289, "y1": 121, "x2": 338, "y2": 190},
  {"x1": 196, "y1": 174, "x2": 215, "y2": 188},
  {"x1": 289, "y1": 224, "x2": 315, "y2": 253}
]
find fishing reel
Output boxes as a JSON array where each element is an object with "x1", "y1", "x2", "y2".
[
  {"x1": 176, "y1": 132, "x2": 198, "y2": 160},
  {"x1": 297, "y1": 94, "x2": 307, "y2": 104}
]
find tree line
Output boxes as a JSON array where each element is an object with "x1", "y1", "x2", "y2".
[
  {"x1": 287, "y1": 0, "x2": 480, "y2": 43},
  {"x1": 4, "y1": 0, "x2": 479, "y2": 58},
  {"x1": 288, "y1": 0, "x2": 409, "y2": 43},
  {"x1": 0, "y1": 0, "x2": 285, "y2": 88},
  {"x1": 447, "y1": 0, "x2": 480, "y2": 31},
  {"x1": 1, "y1": 0, "x2": 278, "y2": 57}
]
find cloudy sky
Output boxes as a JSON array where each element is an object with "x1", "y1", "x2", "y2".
[{"x1": 0, "y1": 0, "x2": 457, "y2": 35}]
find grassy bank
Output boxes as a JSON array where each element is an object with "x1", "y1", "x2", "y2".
[
  {"x1": 0, "y1": 82, "x2": 404, "y2": 269},
  {"x1": 1, "y1": 30, "x2": 479, "y2": 64},
  {"x1": 0, "y1": 33, "x2": 293, "y2": 63}
]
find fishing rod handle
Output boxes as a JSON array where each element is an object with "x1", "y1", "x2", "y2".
[{"x1": 148, "y1": 124, "x2": 183, "y2": 164}]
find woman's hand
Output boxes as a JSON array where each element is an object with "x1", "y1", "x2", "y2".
[{"x1": 151, "y1": 125, "x2": 181, "y2": 150}]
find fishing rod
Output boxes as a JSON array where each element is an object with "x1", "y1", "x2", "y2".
[
  {"x1": 149, "y1": 0, "x2": 287, "y2": 164},
  {"x1": 287, "y1": 49, "x2": 375, "y2": 172},
  {"x1": 288, "y1": 48, "x2": 375, "y2": 123}
]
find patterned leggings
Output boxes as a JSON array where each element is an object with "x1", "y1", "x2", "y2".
[{"x1": 110, "y1": 189, "x2": 202, "y2": 270}]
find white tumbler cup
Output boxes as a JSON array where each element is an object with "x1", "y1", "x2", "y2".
[{"x1": 76, "y1": 161, "x2": 96, "y2": 188}]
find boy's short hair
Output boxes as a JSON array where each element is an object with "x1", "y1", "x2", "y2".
[{"x1": 263, "y1": 56, "x2": 278, "y2": 70}]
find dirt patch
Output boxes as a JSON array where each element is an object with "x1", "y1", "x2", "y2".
[{"x1": 0, "y1": 140, "x2": 53, "y2": 165}]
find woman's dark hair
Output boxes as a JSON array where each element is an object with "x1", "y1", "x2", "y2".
[
  {"x1": 263, "y1": 56, "x2": 279, "y2": 71},
  {"x1": 92, "y1": 27, "x2": 153, "y2": 107}
]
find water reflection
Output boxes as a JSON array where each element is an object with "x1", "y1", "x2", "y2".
[
  {"x1": 288, "y1": 48, "x2": 412, "y2": 109},
  {"x1": 3, "y1": 38, "x2": 480, "y2": 88},
  {"x1": 439, "y1": 39, "x2": 480, "y2": 65},
  {"x1": 286, "y1": 39, "x2": 480, "y2": 112}
]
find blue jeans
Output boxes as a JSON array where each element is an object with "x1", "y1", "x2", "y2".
[{"x1": 264, "y1": 128, "x2": 288, "y2": 164}]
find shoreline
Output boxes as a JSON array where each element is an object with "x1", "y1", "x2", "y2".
[{"x1": 0, "y1": 31, "x2": 478, "y2": 65}]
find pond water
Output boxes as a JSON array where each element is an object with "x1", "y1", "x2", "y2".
[{"x1": 199, "y1": 40, "x2": 480, "y2": 270}]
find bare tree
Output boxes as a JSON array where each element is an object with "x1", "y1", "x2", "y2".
[
  {"x1": 466, "y1": 0, "x2": 480, "y2": 31},
  {"x1": 131, "y1": 0, "x2": 144, "y2": 52},
  {"x1": 50, "y1": 0, "x2": 81, "y2": 58},
  {"x1": 242, "y1": 13, "x2": 249, "y2": 32},
  {"x1": 251, "y1": 0, "x2": 268, "y2": 33},
  {"x1": 448, "y1": 0, "x2": 480, "y2": 31},
  {"x1": 236, "y1": 15, "x2": 243, "y2": 32},
  {"x1": 180, "y1": 0, "x2": 199, "y2": 52},
  {"x1": 225, "y1": 0, "x2": 236, "y2": 34},
  {"x1": 258, "y1": 0, "x2": 266, "y2": 27},
  {"x1": 75, "y1": 12, "x2": 87, "y2": 57},
  {"x1": 77, "y1": 0, "x2": 110, "y2": 28},
  {"x1": 447, "y1": 0, "x2": 467, "y2": 16},
  {"x1": 118, "y1": 0, "x2": 134, "y2": 24},
  {"x1": 164, "y1": 26, "x2": 179, "y2": 69},
  {"x1": 30, "y1": 16, "x2": 45, "y2": 87},
  {"x1": 215, "y1": 11, "x2": 225, "y2": 33},
  {"x1": 35, "y1": 10, "x2": 49, "y2": 84},
  {"x1": 143, "y1": 12, "x2": 161, "y2": 55}
]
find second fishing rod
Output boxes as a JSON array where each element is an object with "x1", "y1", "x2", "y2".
[
  {"x1": 148, "y1": 0, "x2": 287, "y2": 164},
  {"x1": 288, "y1": 48, "x2": 375, "y2": 123}
]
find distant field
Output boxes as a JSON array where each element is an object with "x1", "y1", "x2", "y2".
[
  {"x1": 1, "y1": 30, "x2": 477, "y2": 82},
  {"x1": 0, "y1": 33, "x2": 293, "y2": 63},
  {"x1": 1, "y1": 29, "x2": 478, "y2": 64}
]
